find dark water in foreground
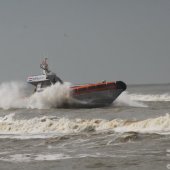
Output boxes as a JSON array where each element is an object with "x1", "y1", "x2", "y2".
[{"x1": 0, "y1": 84, "x2": 169, "y2": 170}]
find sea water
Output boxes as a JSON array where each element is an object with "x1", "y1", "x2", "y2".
[{"x1": 0, "y1": 82, "x2": 169, "y2": 170}]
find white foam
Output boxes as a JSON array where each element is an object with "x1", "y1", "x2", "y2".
[
  {"x1": 0, "y1": 81, "x2": 71, "y2": 110},
  {"x1": 0, "y1": 113, "x2": 169, "y2": 137},
  {"x1": 0, "y1": 114, "x2": 121, "y2": 135},
  {"x1": 0, "y1": 112, "x2": 15, "y2": 123},
  {"x1": 0, "y1": 153, "x2": 128, "y2": 162},
  {"x1": 34, "y1": 153, "x2": 71, "y2": 161},
  {"x1": 115, "y1": 91, "x2": 170, "y2": 107},
  {"x1": 0, "y1": 153, "x2": 71, "y2": 162},
  {"x1": 115, "y1": 113, "x2": 170, "y2": 134},
  {"x1": 115, "y1": 92, "x2": 148, "y2": 107},
  {"x1": 27, "y1": 82, "x2": 71, "y2": 109},
  {"x1": 0, "y1": 154, "x2": 31, "y2": 163},
  {"x1": 130, "y1": 93, "x2": 170, "y2": 102},
  {"x1": 0, "y1": 82, "x2": 28, "y2": 110}
]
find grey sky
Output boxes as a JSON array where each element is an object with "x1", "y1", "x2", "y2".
[{"x1": 0, "y1": 0, "x2": 169, "y2": 84}]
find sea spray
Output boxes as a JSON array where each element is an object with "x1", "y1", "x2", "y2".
[
  {"x1": 0, "y1": 81, "x2": 71, "y2": 110},
  {"x1": 0, "y1": 82, "x2": 29, "y2": 110},
  {"x1": 115, "y1": 91, "x2": 148, "y2": 107},
  {"x1": 0, "y1": 81, "x2": 169, "y2": 110},
  {"x1": 27, "y1": 82, "x2": 71, "y2": 109}
]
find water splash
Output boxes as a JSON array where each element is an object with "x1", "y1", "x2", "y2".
[
  {"x1": 115, "y1": 92, "x2": 148, "y2": 107},
  {"x1": 0, "y1": 81, "x2": 71, "y2": 110},
  {"x1": 0, "y1": 81, "x2": 168, "y2": 110},
  {"x1": 27, "y1": 82, "x2": 71, "y2": 109},
  {"x1": 0, "y1": 82, "x2": 28, "y2": 110}
]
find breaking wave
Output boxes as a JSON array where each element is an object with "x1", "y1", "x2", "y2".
[
  {"x1": 129, "y1": 93, "x2": 170, "y2": 102},
  {"x1": 115, "y1": 113, "x2": 170, "y2": 134},
  {"x1": 0, "y1": 113, "x2": 169, "y2": 137}
]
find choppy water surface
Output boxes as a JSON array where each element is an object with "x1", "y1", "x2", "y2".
[{"x1": 0, "y1": 83, "x2": 169, "y2": 170}]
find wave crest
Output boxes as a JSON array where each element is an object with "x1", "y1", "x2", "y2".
[
  {"x1": 0, "y1": 113, "x2": 169, "y2": 137},
  {"x1": 130, "y1": 93, "x2": 170, "y2": 102},
  {"x1": 115, "y1": 113, "x2": 170, "y2": 134}
]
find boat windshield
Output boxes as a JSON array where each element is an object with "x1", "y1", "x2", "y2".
[{"x1": 41, "y1": 80, "x2": 52, "y2": 88}]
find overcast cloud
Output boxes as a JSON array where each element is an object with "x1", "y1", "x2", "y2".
[{"x1": 0, "y1": 0, "x2": 169, "y2": 84}]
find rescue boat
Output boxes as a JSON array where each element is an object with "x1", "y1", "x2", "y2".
[
  {"x1": 71, "y1": 81, "x2": 126, "y2": 107},
  {"x1": 27, "y1": 58, "x2": 126, "y2": 108}
]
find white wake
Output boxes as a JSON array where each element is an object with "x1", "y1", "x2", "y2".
[
  {"x1": 115, "y1": 92, "x2": 148, "y2": 107},
  {"x1": 130, "y1": 93, "x2": 170, "y2": 102}
]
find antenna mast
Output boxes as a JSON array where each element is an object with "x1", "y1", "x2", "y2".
[{"x1": 40, "y1": 58, "x2": 50, "y2": 75}]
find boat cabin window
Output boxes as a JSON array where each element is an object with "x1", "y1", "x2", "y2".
[{"x1": 41, "y1": 81, "x2": 52, "y2": 88}]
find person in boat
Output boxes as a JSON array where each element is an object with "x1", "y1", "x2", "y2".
[
  {"x1": 40, "y1": 58, "x2": 63, "y2": 84},
  {"x1": 40, "y1": 58, "x2": 50, "y2": 74},
  {"x1": 50, "y1": 74, "x2": 63, "y2": 84}
]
